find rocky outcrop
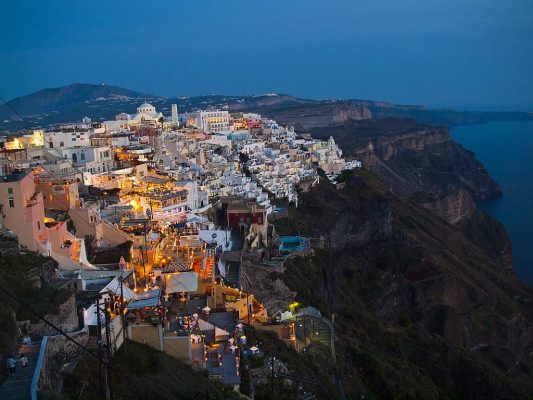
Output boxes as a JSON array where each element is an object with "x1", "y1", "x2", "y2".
[
  {"x1": 275, "y1": 169, "x2": 392, "y2": 250},
  {"x1": 332, "y1": 103, "x2": 372, "y2": 124},
  {"x1": 0, "y1": 228, "x2": 20, "y2": 256},
  {"x1": 19, "y1": 292, "x2": 79, "y2": 337},
  {"x1": 459, "y1": 210, "x2": 514, "y2": 270},
  {"x1": 246, "y1": 101, "x2": 372, "y2": 129},
  {"x1": 416, "y1": 187, "x2": 476, "y2": 224}
]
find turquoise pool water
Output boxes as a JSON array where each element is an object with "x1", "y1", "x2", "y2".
[{"x1": 279, "y1": 236, "x2": 308, "y2": 253}]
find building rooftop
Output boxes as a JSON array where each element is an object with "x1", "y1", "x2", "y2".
[
  {"x1": 0, "y1": 172, "x2": 27, "y2": 183},
  {"x1": 80, "y1": 269, "x2": 133, "y2": 280}
]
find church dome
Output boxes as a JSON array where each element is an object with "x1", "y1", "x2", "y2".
[{"x1": 137, "y1": 102, "x2": 156, "y2": 114}]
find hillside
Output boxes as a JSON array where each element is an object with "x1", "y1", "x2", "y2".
[
  {"x1": 60, "y1": 340, "x2": 238, "y2": 400},
  {"x1": 264, "y1": 169, "x2": 533, "y2": 399},
  {"x1": 0, "y1": 231, "x2": 71, "y2": 374},
  {"x1": 1, "y1": 83, "x2": 531, "y2": 132},
  {"x1": 307, "y1": 119, "x2": 515, "y2": 269},
  {"x1": 0, "y1": 83, "x2": 158, "y2": 129},
  {"x1": 0, "y1": 84, "x2": 309, "y2": 131}
]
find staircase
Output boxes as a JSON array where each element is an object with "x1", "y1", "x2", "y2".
[
  {"x1": 0, "y1": 343, "x2": 41, "y2": 400},
  {"x1": 224, "y1": 261, "x2": 240, "y2": 288}
]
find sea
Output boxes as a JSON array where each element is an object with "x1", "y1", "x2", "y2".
[{"x1": 451, "y1": 120, "x2": 533, "y2": 286}]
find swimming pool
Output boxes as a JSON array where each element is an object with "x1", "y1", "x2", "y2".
[{"x1": 278, "y1": 236, "x2": 308, "y2": 253}]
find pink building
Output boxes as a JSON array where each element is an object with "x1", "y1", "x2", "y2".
[
  {"x1": 0, "y1": 171, "x2": 94, "y2": 270},
  {"x1": 0, "y1": 172, "x2": 48, "y2": 252}
]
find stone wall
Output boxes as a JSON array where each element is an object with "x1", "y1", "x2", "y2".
[
  {"x1": 37, "y1": 327, "x2": 89, "y2": 392},
  {"x1": 47, "y1": 328, "x2": 89, "y2": 367},
  {"x1": 19, "y1": 292, "x2": 79, "y2": 338},
  {"x1": 162, "y1": 336, "x2": 190, "y2": 359},
  {"x1": 128, "y1": 324, "x2": 162, "y2": 351},
  {"x1": 0, "y1": 227, "x2": 19, "y2": 256}
]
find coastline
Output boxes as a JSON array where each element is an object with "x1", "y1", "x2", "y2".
[{"x1": 451, "y1": 120, "x2": 533, "y2": 286}]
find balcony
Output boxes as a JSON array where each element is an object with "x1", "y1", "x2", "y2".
[{"x1": 26, "y1": 192, "x2": 43, "y2": 208}]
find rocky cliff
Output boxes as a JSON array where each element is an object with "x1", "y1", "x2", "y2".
[
  {"x1": 308, "y1": 118, "x2": 513, "y2": 271},
  {"x1": 310, "y1": 119, "x2": 500, "y2": 205},
  {"x1": 264, "y1": 170, "x2": 533, "y2": 399},
  {"x1": 242, "y1": 101, "x2": 372, "y2": 129}
]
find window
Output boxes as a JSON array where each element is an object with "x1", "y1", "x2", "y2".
[
  {"x1": 49, "y1": 142, "x2": 54, "y2": 149},
  {"x1": 60, "y1": 141, "x2": 64, "y2": 147},
  {"x1": 8, "y1": 197, "x2": 14, "y2": 208},
  {"x1": 7, "y1": 187, "x2": 13, "y2": 194},
  {"x1": 81, "y1": 153, "x2": 85, "y2": 161},
  {"x1": 37, "y1": 221, "x2": 41, "y2": 230}
]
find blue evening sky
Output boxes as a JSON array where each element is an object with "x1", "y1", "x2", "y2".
[{"x1": 1, "y1": 0, "x2": 532, "y2": 110}]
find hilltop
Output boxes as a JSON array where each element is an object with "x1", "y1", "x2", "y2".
[{"x1": 1, "y1": 83, "x2": 531, "y2": 131}]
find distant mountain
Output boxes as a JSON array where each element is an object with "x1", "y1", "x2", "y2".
[
  {"x1": 0, "y1": 83, "x2": 161, "y2": 130},
  {"x1": 0, "y1": 83, "x2": 311, "y2": 131},
  {"x1": 1, "y1": 83, "x2": 531, "y2": 132}
]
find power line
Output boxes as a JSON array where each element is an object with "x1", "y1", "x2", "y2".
[{"x1": 0, "y1": 284, "x2": 105, "y2": 363}]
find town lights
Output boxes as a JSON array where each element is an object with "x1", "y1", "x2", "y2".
[{"x1": 288, "y1": 301, "x2": 300, "y2": 312}]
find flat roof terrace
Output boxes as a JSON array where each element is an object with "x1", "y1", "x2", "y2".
[{"x1": 143, "y1": 189, "x2": 188, "y2": 201}]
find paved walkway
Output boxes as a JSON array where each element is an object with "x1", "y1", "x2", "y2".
[{"x1": 0, "y1": 343, "x2": 41, "y2": 400}]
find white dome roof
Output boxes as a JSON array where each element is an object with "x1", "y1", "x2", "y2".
[{"x1": 139, "y1": 102, "x2": 153, "y2": 108}]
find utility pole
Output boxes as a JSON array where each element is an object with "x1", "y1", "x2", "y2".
[
  {"x1": 246, "y1": 294, "x2": 250, "y2": 325},
  {"x1": 119, "y1": 272, "x2": 127, "y2": 350},
  {"x1": 270, "y1": 355, "x2": 275, "y2": 400},
  {"x1": 96, "y1": 299, "x2": 110, "y2": 400},
  {"x1": 96, "y1": 299, "x2": 113, "y2": 400},
  {"x1": 104, "y1": 298, "x2": 114, "y2": 400},
  {"x1": 142, "y1": 220, "x2": 149, "y2": 287}
]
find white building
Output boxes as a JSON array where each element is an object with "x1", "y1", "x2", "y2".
[
  {"x1": 109, "y1": 103, "x2": 164, "y2": 129},
  {"x1": 60, "y1": 146, "x2": 114, "y2": 175},
  {"x1": 180, "y1": 110, "x2": 230, "y2": 133},
  {"x1": 44, "y1": 128, "x2": 91, "y2": 149}
]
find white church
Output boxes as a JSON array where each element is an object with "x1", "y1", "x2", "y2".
[
  {"x1": 115, "y1": 102, "x2": 164, "y2": 125},
  {"x1": 104, "y1": 102, "x2": 179, "y2": 131}
]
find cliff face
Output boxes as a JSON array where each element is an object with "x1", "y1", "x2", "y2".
[
  {"x1": 275, "y1": 170, "x2": 391, "y2": 250},
  {"x1": 416, "y1": 187, "x2": 476, "y2": 225},
  {"x1": 308, "y1": 118, "x2": 514, "y2": 271},
  {"x1": 312, "y1": 119, "x2": 500, "y2": 201},
  {"x1": 268, "y1": 170, "x2": 533, "y2": 399},
  {"x1": 459, "y1": 211, "x2": 514, "y2": 270},
  {"x1": 243, "y1": 101, "x2": 372, "y2": 129}
]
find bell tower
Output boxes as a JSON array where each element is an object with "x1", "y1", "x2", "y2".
[{"x1": 171, "y1": 104, "x2": 179, "y2": 125}]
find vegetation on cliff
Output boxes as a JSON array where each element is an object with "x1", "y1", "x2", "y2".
[
  {"x1": 272, "y1": 169, "x2": 533, "y2": 399},
  {"x1": 61, "y1": 340, "x2": 238, "y2": 400},
  {"x1": 0, "y1": 252, "x2": 70, "y2": 370}
]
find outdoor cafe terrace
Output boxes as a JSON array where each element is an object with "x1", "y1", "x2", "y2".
[{"x1": 142, "y1": 189, "x2": 188, "y2": 201}]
